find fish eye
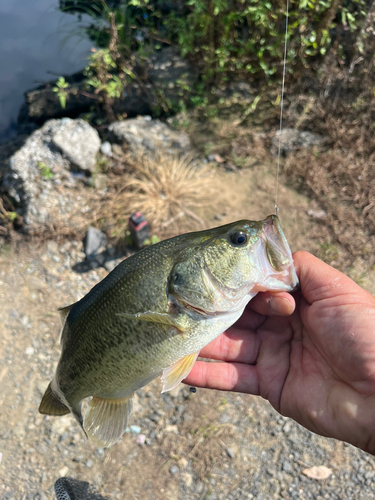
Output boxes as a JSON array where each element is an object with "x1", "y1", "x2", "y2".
[{"x1": 230, "y1": 231, "x2": 248, "y2": 246}]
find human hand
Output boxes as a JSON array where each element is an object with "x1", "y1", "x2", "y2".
[{"x1": 184, "y1": 251, "x2": 375, "y2": 455}]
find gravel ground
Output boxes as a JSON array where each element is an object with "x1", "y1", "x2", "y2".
[{"x1": 1, "y1": 234, "x2": 375, "y2": 500}]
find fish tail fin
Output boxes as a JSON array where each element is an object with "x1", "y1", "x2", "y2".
[
  {"x1": 83, "y1": 395, "x2": 133, "y2": 447},
  {"x1": 39, "y1": 381, "x2": 70, "y2": 416}
]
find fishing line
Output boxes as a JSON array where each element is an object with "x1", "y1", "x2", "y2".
[{"x1": 275, "y1": 0, "x2": 290, "y2": 216}]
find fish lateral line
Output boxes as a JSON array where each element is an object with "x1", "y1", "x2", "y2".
[{"x1": 117, "y1": 310, "x2": 188, "y2": 332}]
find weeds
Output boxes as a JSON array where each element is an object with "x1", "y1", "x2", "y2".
[
  {"x1": 317, "y1": 240, "x2": 340, "y2": 265},
  {"x1": 37, "y1": 162, "x2": 54, "y2": 180},
  {"x1": 0, "y1": 196, "x2": 22, "y2": 235},
  {"x1": 53, "y1": 77, "x2": 70, "y2": 109}
]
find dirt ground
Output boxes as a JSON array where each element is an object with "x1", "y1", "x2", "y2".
[{"x1": 1, "y1": 164, "x2": 375, "y2": 500}]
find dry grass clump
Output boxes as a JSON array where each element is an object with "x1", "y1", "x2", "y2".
[{"x1": 101, "y1": 153, "x2": 216, "y2": 236}]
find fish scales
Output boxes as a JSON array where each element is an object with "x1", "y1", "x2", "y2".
[{"x1": 39, "y1": 216, "x2": 299, "y2": 447}]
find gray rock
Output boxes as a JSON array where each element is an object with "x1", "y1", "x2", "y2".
[
  {"x1": 0, "y1": 118, "x2": 97, "y2": 227},
  {"x1": 148, "y1": 412, "x2": 161, "y2": 423},
  {"x1": 104, "y1": 257, "x2": 122, "y2": 272},
  {"x1": 36, "y1": 444, "x2": 47, "y2": 455},
  {"x1": 108, "y1": 117, "x2": 190, "y2": 156},
  {"x1": 83, "y1": 227, "x2": 107, "y2": 261},
  {"x1": 283, "y1": 460, "x2": 292, "y2": 473},
  {"x1": 226, "y1": 447, "x2": 235, "y2": 459},
  {"x1": 195, "y1": 481, "x2": 205, "y2": 494},
  {"x1": 271, "y1": 128, "x2": 326, "y2": 156},
  {"x1": 1, "y1": 121, "x2": 68, "y2": 224},
  {"x1": 283, "y1": 421, "x2": 292, "y2": 434},
  {"x1": 52, "y1": 118, "x2": 100, "y2": 173}
]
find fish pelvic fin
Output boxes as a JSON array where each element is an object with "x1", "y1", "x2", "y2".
[
  {"x1": 39, "y1": 381, "x2": 70, "y2": 416},
  {"x1": 83, "y1": 395, "x2": 133, "y2": 448},
  {"x1": 161, "y1": 350, "x2": 200, "y2": 393}
]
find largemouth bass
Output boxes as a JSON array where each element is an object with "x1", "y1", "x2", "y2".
[{"x1": 39, "y1": 215, "x2": 298, "y2": 447}]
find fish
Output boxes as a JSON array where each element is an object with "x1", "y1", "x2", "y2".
[{"x1": 39, "y1": 214, "x2": 298, "y2": 447}]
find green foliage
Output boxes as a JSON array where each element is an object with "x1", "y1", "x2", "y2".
[
  {"x1": 6, "y1": 211, "x2": 18, "y2": 222},
  {"x1": 37, "y1": 161, "x2": 54, "y2": 180},
  {"x1": 143, "y1": 234, "x2": 161, "y2": 246},
  {"x1": 86, "y1": 50, "x2": 125, "y2": 98},
  {"x1": 165, "y1": 0, "x2": 366, "y2": 81},
  {"x1": 53, "y1": 77, "x2": 70, "y2": 109},
  {"x1": 60, "y1": 0, "x2": 369, "y2": 113}
]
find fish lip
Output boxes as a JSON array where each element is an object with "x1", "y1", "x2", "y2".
[{"x1": 261, "y1": 214, "x2": 300, "y2": 291}]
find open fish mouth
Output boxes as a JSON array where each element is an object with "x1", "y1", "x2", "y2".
[{"x1": 254, "y1": 215, "x2": 299, "y2": 292}]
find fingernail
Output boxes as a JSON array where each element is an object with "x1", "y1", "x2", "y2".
[{"x1": 269, "y1": 296, "x2": 294, "y2": 316}]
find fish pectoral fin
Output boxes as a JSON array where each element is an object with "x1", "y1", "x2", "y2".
[
  {"x1": 83, "y1": 395, "x2": 133, "y2": 448},
  {"x1": 117, "y1": 311, "x2": 187, "y2": 332},
  {"x1": 39, "y1": 381, "x2": 70, "y2": 416},
  {"x1": 161, "y1": 351, "x2": 200, "y2": 393}
]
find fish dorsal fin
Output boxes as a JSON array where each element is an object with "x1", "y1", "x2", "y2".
[
  {"x1": 57, "y1": 303, "x2": 75, "y2": 343},
  {"x1": 83, "y1": 395, "x2": 133, "y2": 447},
  {"x1": 161, "y1": 351, "x2": 199, "y2": 393}
]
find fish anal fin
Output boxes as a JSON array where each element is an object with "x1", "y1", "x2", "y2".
[
  {"x1": 117, "y1": 311, "x2": 188, "y2": 332},
  {"x1": 39, "y1": 381, "x2": 70, "y2": 416},
  {"x1": 161, "y1": 351, "x2": 199, "y2": 393},
  {"x1": 83, "y1": 395, "x2": 133, "y2": 447}
]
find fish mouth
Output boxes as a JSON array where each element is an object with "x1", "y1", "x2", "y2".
[{"x1": 258, "y1": 215, "x2": 299, "y2": 292}]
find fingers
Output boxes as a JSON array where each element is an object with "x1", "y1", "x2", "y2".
[
  {"x1": 249, "y1": 291, "x2": 295, "y2": 317},
  {"x1": 183, "y1": 360, "x2": 259, "y2": 394},
  {"x1": 197, "y1": 328, "x2": 260, "y2": 364}
]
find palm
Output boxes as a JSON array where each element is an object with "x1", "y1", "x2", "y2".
[{"x1": 184, "y1": 252, "x2": 375, "y2": 454}]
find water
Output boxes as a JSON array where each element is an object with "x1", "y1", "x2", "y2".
[{"x1": 0, "y1": 0, "x2": 93, "y2": 143}]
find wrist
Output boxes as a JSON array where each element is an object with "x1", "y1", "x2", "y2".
[{"x1": 329, "y1": 385, "x2": 375, "y2": 455}]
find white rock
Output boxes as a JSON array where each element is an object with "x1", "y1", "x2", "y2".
[{"x1": 58, "y1": 466, "x2": 69, "y2": 477}]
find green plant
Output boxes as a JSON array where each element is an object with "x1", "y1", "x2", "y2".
[
  {"x1": 37, "y1": 161, "x2": 54, "y2": 180},
  {"x1": 0, "y1": 196, "x2": 22, "y2": 231},
  {"x1": 143, "y1": 234, "x2": 161, "y2": 246},
  {"x1": 53, "y1": 77, "x2": 70, "y2": 109},
  {"x1": 165, "y1": 0, "x2": 366, "y2": 82}
]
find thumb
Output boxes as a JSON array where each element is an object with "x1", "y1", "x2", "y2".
[{"x1": 293, "y1": 251, "x2": 371, "y2": 305}]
